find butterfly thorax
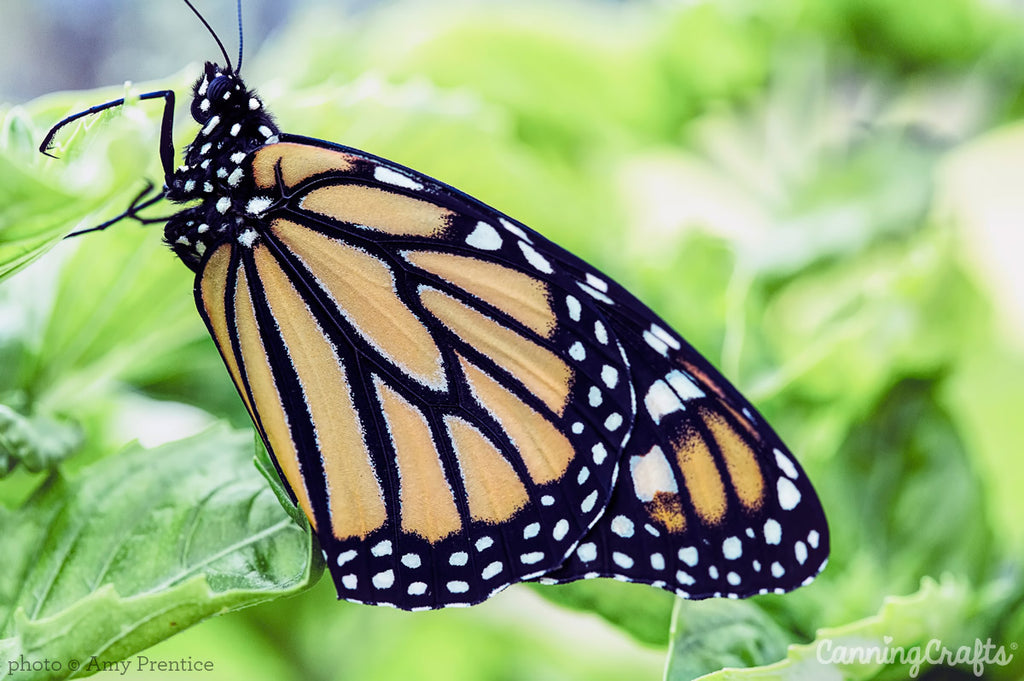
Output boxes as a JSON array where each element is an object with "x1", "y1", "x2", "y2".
[{"x1": 163, "y1": 62, "x2": 280, "y2": 270}]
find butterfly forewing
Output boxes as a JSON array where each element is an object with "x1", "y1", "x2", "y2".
[
  {"x1": 195, "y1": 137, "x2": 637, "y2": 608},
  {"x1": 537, "y1": 293, "x2": 830, "y2": 596}
]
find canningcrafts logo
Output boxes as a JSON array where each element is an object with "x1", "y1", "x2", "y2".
[{"x1": 816, "y1": 636, "x2": 1016, "y2": 678}]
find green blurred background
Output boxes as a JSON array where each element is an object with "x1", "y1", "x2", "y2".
[{"x1": 2, "y1": 0, "x2": 1024, "y2": 679}]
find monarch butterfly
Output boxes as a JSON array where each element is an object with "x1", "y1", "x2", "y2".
[{"x1": 40, "y1": 1, "x2": 828, "y2": 611}]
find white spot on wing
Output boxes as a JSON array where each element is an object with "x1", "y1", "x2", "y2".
[
  {"x1": 678, "y1": 546, "x2": 698, "y2": 566},
  {"x1": 643, "y1": 331, "x2": 670, "y2": 356},
  {"x1": 777, "y1": 477, "x2": 801, "y2": 510},
  {"x1": 601, "y1": 365, "x2": 619, "y2": 389},
  {"x1": 667, "y1": 370, "x2": 705, "y2": 401},
  {"x1": 520, "y1": 551, "x2": 545, "y2": 565},
  {"x1": 337, "y1": 550, "x2": 357, "y2": 567},
  {"x1": 372, "y1": 569, "x2": 395, "y2": 589},
  {"x1": 612, "y1": 552, "x2": 634, "y2": 569},
  {"x1": 482, "y1": 561, "x2": 503, "y2": 580},
  {"x1": 650, "y1": 323, "x2": 680, "y2": 350},
  {"x1": 519, "y1": 241, "x2": 553, "y2": 274},
  {"x1": 644, "y1": 380, "x2": 684, "y2": 424},
  {"x1": 722, "y1": 536, "x2": 742, "y2": 560},
  {"x1": 499, "y1": 217, "x2": 531, "y2": 243},
  {"x1": 237, "y1": 229, "x2": 258, "y2": 247},
  {"x1": 566, "y1": 295, "x2": 582, "y2": 321},
  {"x1": 585, "y1": 273, "x2": 608, "y2": 292},
  {"x1": 676, "y1": 569, "x2": 696, "y2": 586},
  {"x1": 576, "y1": 542, "x2": 597, "y2": 562},
  {"x1": 246, "y1": 196, "x2": 274, "y2": 215},
  {"x1": 610, "y1": 515, "x2": 634, "y2": 538},
  {"x1": 466, "y1": 221, "x2": 502, "y2": 250},
  {"x1": 577, "y1": 281, "x2": 613, "y2": 304},
  {"x1": 375, "y1": 165, "x2": 424, "y2": 190},
  {"x1": 630, "y1": 446, "x2": 678, "y2": 502},
  {"x1": 774, "y1": 448, "x2": 799, "y2": 480},
  {"x1": 764, "y1": 519, "x2": 782, "y2": 545},
  {"x1": 553, "y1": 519, "x2": 570, "y2": 541},
  {"x1": 408, "y1": 582, "x2": 427, "y2": 595}
]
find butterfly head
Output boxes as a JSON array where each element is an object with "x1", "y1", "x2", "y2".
[
  {"x1": 168, "y1": 62, "x2": 280, "y2": 197},
  {"x1": 190, "y1": 63, "x2": 246, "y2": 123},
  {"x1": 161, "y1": 62, "x2": 282, "y2": 269}
]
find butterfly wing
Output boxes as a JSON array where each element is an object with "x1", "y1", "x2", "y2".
[
  {"x1": 193, "y1": 135, "x2": 638, "y2": 609},
  {"x1": 535, "y1": 278, "x2": 830, "y2": 596}
]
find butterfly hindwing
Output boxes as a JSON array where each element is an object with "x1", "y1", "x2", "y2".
[{"x1": 195, "y1": 136, "x2": 637, "y2": 608}]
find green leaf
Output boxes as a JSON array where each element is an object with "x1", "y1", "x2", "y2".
[
  {"x1": 0, "y1": 404, "x2": 82, "y2": 476},
  {"x1": 666, "y1": 598, "x2": 793, "y2": 681},
  {"x1": 529, "y1": 579, "x2": 675, "y2": 647},
  {"x1": 0, "y1": 427, "x2": 318, "y2": 680},
  {"x1": 667, "y1": 576, "x2": 971, "y2": 681},
  {"x1": 823, "y1": 377, "x2": 993, "y2": 596}
]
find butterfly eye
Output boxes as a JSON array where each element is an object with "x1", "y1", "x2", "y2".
[{"x1": 207, "y1": 76, "x2": 232, "y2": 104}]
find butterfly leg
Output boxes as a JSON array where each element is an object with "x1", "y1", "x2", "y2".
[
  {"x1": 41, "y1": 89, "x2": 180, "y2": 237},
  {"x1": 63, "y1": 181, "x2": 174, "y2": 238},
  {"x1": 39, "y1": 89, "x2": 178, "y2": 183}
]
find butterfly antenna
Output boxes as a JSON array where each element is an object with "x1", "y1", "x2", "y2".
[
  {"x1": 181, "y1": 0, "x2": 233, "y2": 72},
  {"x1": 235, "y1": 0, "x2": 245, "y2": 74}
]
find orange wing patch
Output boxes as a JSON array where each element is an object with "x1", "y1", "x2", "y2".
[
  {"x1": 299, "y1": 184, "x2": 452, "y2": 237},
  {"x1": 229, "y1": 260, "x2": 318, "y2": 532},
  {"x1": 199, "y1": 244, "x2": 254, "y2": 417},
  {"x1": 403, "y1": 250, "x2": 557, "y2": 338},
  {"x1": 445, "y1": 415, "x2": 529, "y2": 523},
  {"x1": 419, "y1": 286, "x2": 572, "y2": 416},
  {"x1": 674, "y1": 425, "x2": 728, "y2": 525},
  {"x1": 375, "y1": 378, "x2": 462, "y2": 543},
  {"x1": 253, "y1": 244, "x2": 386, "y2": 540},
  {"x1": 700, "y1": 406, "x2": 764, "y2": 512},
  {"x1": 272, "y1": 219, "x2": 446, "y2": 389},
  {"x1": 458, "y1": 354, "x2": 573, "y2": 485},
  {"x1": 251, "y1": 142, "x2": 357, "y2": 189}
]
